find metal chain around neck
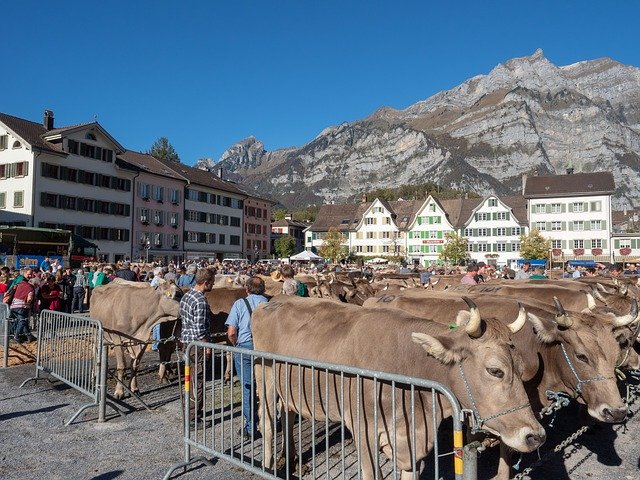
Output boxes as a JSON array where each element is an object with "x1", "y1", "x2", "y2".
[
  {"x1": 560, "y1": 343, "x2": 614, "y2": 395},
  {"x1": 457, "y1": 362, "x2": 531, "y2": 434}
]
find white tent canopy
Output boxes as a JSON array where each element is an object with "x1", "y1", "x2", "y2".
[
  {"x1": 366, "y1": 257, "x2": 389, "y2": 264},
  {"x1": 290, "y1": 250, "x2": 323, "y2": 261}
]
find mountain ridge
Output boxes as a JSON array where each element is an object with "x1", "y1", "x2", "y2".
[{"x1": 197, "y1": 50, "x2": 640, "y2": 209}]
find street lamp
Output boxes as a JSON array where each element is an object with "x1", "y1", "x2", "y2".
[
  {"x1": 254, "y1": 242, "x2": 259, "y2": 263},
  {"x1": 145, "y1": 239, "x2": 150, "y2": 263}
]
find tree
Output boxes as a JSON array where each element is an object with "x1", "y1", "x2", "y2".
[
  {"x1": 272, "y1": 209, "x2": 287, "y2": 221},
  {"x1": 439, "y1": 232, "x2": 469, "y2": 265},
  {"x1": 148, "y1": 137, "x2": 180, "y2": 163},
  {"x1": 319, "y1": 227, "x2": 348, "y2": 263},
  {"x1": 519, "y1": 229, "x2": 551, "y2": 260},
  {"x1": 274, "y1": 235, "x2": 296, "y2": 258}
]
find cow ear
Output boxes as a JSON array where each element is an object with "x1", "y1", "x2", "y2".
[
  {"x1": 411, "y1": 332, "x2": 464, "y2": 364},
  {"x1": 527, "y1": 313, "x2": 559, "y2": 344}
]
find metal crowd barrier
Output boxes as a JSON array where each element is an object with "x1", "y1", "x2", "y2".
[
  {"x1": 164, "y1": 341, "x2": 475, "y2": 480},
  {"x1": 0, "y1": 303, "x2": 9, "y2": 368},
  {"x1": 19, "y1": 310, "x2": 119, "y2": 425}
]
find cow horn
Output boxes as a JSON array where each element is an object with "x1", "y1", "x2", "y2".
[
  {"x1": 590, "y1": 286, "x2": 606, "y2": 304},
  {"x1": 508, "y1": 303, "x2": 527, "y2": 334},
  {"x1": 461, "y1": 296, "x2": 482, "y2": 338},
  {"x1": 619, "y1": 284, "x2": 628, "y2": 296},
  {"x1": 431, "y1": 278, "x2": 440, "y2": 286},
  {"x1": 596, "y1": 282, "x2": 613, "y2": 294},
  {"x1": 585, "y1": 292, "x2": 598, "y2": 310},
  {"x1": 614, "y1": 299, "x2": 639, "y2": 327},
  {"x1": 553, "y1": 296, "x2": 573, "y2": 328},
  {"x1": 328, "y1": 273, "x2": 335, "y2": 284},
  {"x1": 637, "y1": 277, "x2": 640, "y2": 287}
]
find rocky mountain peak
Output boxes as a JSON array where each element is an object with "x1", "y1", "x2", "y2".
[{"x1": 215, "y1": 51, "x2": 640, "y2": 210}]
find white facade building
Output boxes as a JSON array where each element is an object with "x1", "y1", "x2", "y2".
[
  {"x1": 0, "y1": 111, "x2": 136, "y2": 262},
  {"x1": 406, "y1": 197, "x2": 454, "y2": 266},
  {"x1": 524, "y1": 171, "x2": 614, "y2": 263}
]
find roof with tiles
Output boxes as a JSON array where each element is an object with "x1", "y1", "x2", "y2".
[
  {"x1": 119, "y1": 150, "x2": 187, "y2": 181},
  {"x1": 272, "y1": 218, "x2": 309, "y2": 228},
  {"x1": 43, "y1": 122, "x2": 96, "y2": 137},
  {"x1": 523, "y1": 172, "x2": 615, "y2": 198},
  {"x1": 155, "y1": 158, "x2": 247, "y2": 196},
  {"x1": 308, "y1": 203, "x2": 371, "y2": 232},
  {"x1": 0, "y1": 112, "x2": 64, "y2": 154},
  {"x1": 499, "y1": 195, "x2": 529, "y2": 224}
]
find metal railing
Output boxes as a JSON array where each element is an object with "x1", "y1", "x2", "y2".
[
  {"x1": 0, "y1": 303, "x2": 9, "y2": 368},
  {"x1": 19, "y1": 310, "x2": 119, "y2": 425},
  {"x1": 164, "y1": 341, "x2": 474, "y2": 480}
]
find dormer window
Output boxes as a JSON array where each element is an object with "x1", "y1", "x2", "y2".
[
  {"x1": 12, "y1": 141, "x2": 21, "y2": 149},
  {"x1": 85, "y1": 132, "x2": 97, "y2": 141}
]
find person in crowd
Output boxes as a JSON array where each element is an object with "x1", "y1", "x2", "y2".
[
  {"x1": 164, "y1": 266, "x2": 177, "y2": 283},
  {"x1": 226, "y1": 276, "x2": 268, "y2": 438},
  {"x1": 176, "y1": 264, "x2": 197, "y2": 288},
  {"x1": 584, "y1": 267, "x2": 598, "y2": 277},
  {"x1": 515, "y1": 261, "x2": 531, "y2": 280},
  {"x1": 501, "y1": 265, "x2": 515, "y2": 279},
  {"x1": 0, "y1": 271, "x2": 11, "y2": 295},
  {"x1": 280, "y1": 264, "x2": 309, "y2": 297},
  {"x1": 10, "y1": 267, "x2": 37, "y2": 343},
  {"x1": 92, "y1": 265, "x2": 110, "y2": 288},
  {"x1": 474, "y1": 262, "x2": 487, "y2": 283},
  {"x1": 609, "y1": 263, "x2": 624, "y2": 278},
  {"x1": 39, "y1": 257, "x2": 51, "y2": 273},
  {"x1": 529, "y1": 266, "x2": 548, "y2": 279},
  {"x1": 149, "y1": 266, "x2": 164, "y2": 287},
  {"x1": 624, "y1": 263, "x2": 638, "y2": 275},
  {"x1": 71, "y1": 268, "x2": 88, "y2": 313},
  {"x1": 39, "y1": 275, "x2": 62, "y2": 311},
  {"x1": 572, "y1": 266, "x2": 582, "y2": 279},
  {"x1": 460, "y1": 264, "x2": 478, "y2": 285},
  {"x1": 58, "y1": 268, "x2": 74, "y2": 313},
  {"x1": 51, "y1": 258, "x2": 61, "y2": 274},
  {"x1": 180, "y1": 268, "x2": 215, "y2": 421},
  {"x1": 115, "y1": 261, "x2": 137, "y2": 281}
]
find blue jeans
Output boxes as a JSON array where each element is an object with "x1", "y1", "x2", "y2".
[
  {"x1": 151, "y1": 324, "x2": 160, "y2": 351},
  {"x1": 11, "y1": 308, "x2": 31, "y2": 339},
  {"x1": 234, "y1": 341, "x2": 258, "y2": 433}
]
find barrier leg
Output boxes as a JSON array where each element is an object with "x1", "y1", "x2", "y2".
[{"x1": 462, "y1": 441, "x2": 480, "y2": 480}]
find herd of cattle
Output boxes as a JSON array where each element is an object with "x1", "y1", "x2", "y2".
[{"x1": 87, "y1": 270, "x2": 640, "y2": 480}]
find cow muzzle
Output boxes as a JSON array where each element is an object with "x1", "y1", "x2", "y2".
[
  {"x1": 501, "y1": 426, "x2": 546, "y2": 453},
  {"x1": 593, "y1": 405, "x2": 627, "y2": 423}
]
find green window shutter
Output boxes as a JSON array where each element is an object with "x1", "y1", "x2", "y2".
[
  {"x1": 586, "y1": 239, "x2": 592, "y2": 249},
  {"x1": 583, "y1": 202, "x2": 589, "y2": 212},
  {"x1": 473, "y1": 244, "x2": 478, "y2": 252},
  {"x1": 475, "y1": 213, "x2": 478, "y2": 221},
  {"x1": 546, "y1": 222, "x2": 551, "y2": 231},
  {"x1": 492, "y1": 212, "x2": 497, "y2": 220},
  {"x1": 546, "y1": 204, "x2": 551, "y2": 213},
  {"x1": 561, "y1": 222, "x2": 566, "y2": 230},
  {"x1": 507, "y1": 243, "x2": 512, "y2": 252},
  {"x1": 437, "y1": 246, "x2": 442, "y2": 253},
  {"x1": 601, "y1": 220, "x2": 606, "y2": 230},
  {"x1": 473, "y1": 229, "x2": 478, "y2": 236},
  {"x1": 422, "y1": 245, "x2": 428, "y2": 253},
  {"x1": 506, "y1": 212, "x2": 510, "y2": 220},
  {"x1": 429, "y1": 216, "x2": 433, "y2": 224},
  {"x1": 584, "y1": 222, "x2": 590, "y2": 231},
  {"x1": 492, "y1": 243, "x2": 497, "y2": 252},
  {"x1": 590, "y1": 202, "x2": 597, "y2": 211},
  {"x1": 632, "y1": 239, "x2": 638, "y2": 249},
  {"x1": 437, "y1": 230, "x2": 443, "y2": 239},
  {"x1": 507, "y1": 227, "x2": 512, "y2": 235},
  {"x1": 561, "y1": 204, "x2": 566, "y2": 213},
  {"x1": 568, "y1": 204, "x2": 574, "y2": 213},
  {"x1": 568, "y1": 222, "x2": 573, "y2": 231},
  {"x1": 602, "y1": 239, "x2": 607, "y2": 249},
  {"x1": 417, "y1": 217, "x2": 422, "y2": 225},
  {"x1": 614, "y1": 239, "x2": 620, "y2": 249},
  {"x1": 492, "y1": 228, "x2": 497, "y2": 236},
  {"x1": 562, "y1": 240, "x2": 567, "y2": 249}
]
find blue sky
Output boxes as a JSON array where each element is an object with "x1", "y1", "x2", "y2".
[{"x1": 3, "y1": 1, "x2": 639, "y2": 165}]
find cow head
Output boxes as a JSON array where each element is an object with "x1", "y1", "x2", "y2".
[
  {"x1": 527, "y1": 297, "x2": 635, "y2": 423},
  {"x1": 411, "y1": 298, "x2": 545, "y2": 453}
]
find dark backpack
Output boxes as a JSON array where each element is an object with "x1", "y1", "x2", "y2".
[{"x1": 297, "y1": 281, "x2": 309, "y2": 297}]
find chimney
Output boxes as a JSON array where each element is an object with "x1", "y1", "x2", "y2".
[
  {"x1": 284, "y1": 214, "x2": 292, "y2": 220},
  {"x1": 216, "y1": 166, "x2": 223, "y2": 179},
  {"x1": 360, "y1": 194, "x2": 367, "y2": 203},
  {"x1": 43, "y1": 110, "x2": 54, "y2": 130},
  {"x1": 522, "y1": 174, "x2": 528, "y2": 194},
  {"x1": 566, "y1": 167, "x2": 574, "y2": 175}
]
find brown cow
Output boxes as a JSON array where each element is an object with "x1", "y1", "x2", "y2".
[
  {"x1": 90, "y1": 281, "x2": 182, "y2": 400},
  {"x1": 253, "y1": 295, "x2": 545, "y2": 480},
  {"x1": 365, "y1": 290, "x2": 634, "y2": 479}
]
